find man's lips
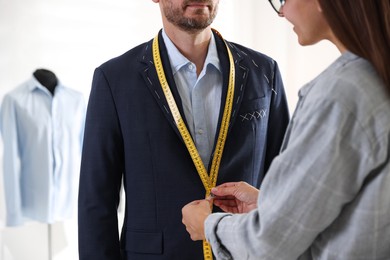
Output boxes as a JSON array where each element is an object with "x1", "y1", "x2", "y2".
[
  {"x1": 185, "y1": 1, "x2": 210, "y2": 8},
  {"x1": 186, "y1": 4, "x2": 209, "y2": 8}
]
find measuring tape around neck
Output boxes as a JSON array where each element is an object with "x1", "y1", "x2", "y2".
[{"x1": 152, "y1": 29, "x2": 235, "y2": 260}]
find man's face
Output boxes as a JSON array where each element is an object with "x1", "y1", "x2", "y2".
[{"x1": 161, "y1": 0, "x2": 219, "y2": 32}]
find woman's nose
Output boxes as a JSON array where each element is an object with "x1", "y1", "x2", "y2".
[{"x1": 279, "y1": 6, "x2": 285, "y2": 17}]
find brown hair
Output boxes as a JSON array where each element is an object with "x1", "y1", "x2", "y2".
[{"x1": 318, "y1": 0, "x2": 390, "y2": 93}]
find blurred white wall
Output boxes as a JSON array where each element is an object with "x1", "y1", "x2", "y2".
[{"x1": 0, "y1": 0, "x2": 339, "y2": 259}]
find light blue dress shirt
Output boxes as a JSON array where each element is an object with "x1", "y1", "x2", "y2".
[
  {"x1": 0, "y1": 76, "x2": 86, "y2": 226},
  {"x1": 162, "y1": 30, "x2": 222, "y2": 169}
]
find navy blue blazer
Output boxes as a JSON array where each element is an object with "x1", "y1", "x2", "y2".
[{"x1": 78, "y1": 30, "x2": 289, "y2": 260}]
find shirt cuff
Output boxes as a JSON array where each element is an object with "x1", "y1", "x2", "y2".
[{"x1": 6, "y1": 212, "x2": 25, "y2": 227}]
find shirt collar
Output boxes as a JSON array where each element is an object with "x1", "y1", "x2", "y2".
[
  {"x1": 28, "y1": 75, "x2": 63, "y2": 94},
  {"x1": 161, "y1": 29, "x2": 221, "y2": 75}
]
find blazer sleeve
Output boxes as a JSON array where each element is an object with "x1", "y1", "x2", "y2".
[
  {"x1": 264, "y1": 60, "x2": 290, "y2": 173},
  {"x1": 78, "y1": 68, "x2": 124, "y2": 260}
]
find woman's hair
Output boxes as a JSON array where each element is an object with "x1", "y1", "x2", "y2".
[{"x1": 318, "y1": 0, "x2": 390, "y2": 93}]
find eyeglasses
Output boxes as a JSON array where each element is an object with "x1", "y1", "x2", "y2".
[{"x1": 268, "y1": 0, "x2": 285, "y2": 14}]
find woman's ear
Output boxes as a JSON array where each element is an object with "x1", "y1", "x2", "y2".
[{"x1": 315, "y1": 0, "x2": 323, "y2": 12}]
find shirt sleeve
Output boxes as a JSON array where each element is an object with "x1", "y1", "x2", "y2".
[
  {"x1": 205, "y1": 94, "x2": 375, "y2": 259},
  {"x1": 0, "y1": 95, "x2": 24, "y2": 226}
]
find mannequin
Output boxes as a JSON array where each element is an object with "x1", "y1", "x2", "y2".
[
  {"x1": 1, "y1": 70, "x2": 86, "y2": 260},
  {"x1": 33, "y1": 69, "x2": 58, "y2": 95},
  {"x1": 31, "y1": 69, "x2": 59, "y2": 260}
]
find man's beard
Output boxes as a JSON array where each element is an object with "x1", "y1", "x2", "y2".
[{"x1": 164, "y1": 0, "x2": 218, "y2": 32}]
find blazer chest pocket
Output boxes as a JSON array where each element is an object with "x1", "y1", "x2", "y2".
[
  {"x1": 124, "y1": 230, "x2": 163, "y2": 254},
  {"x1": 238, "y1": 97, "x2": 268, "y2": 122}
]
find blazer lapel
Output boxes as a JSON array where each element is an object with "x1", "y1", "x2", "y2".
[
  {"x1": 139, "y1": 30, "x2": 189, "y2": 141},
  {"x1": 213, "y1": 30, "x2": 249, "y2": 139}
]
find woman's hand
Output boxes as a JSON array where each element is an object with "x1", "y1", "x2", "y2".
[{"x1": 212, "y1": 181, "x2": 259, "y2": 214}]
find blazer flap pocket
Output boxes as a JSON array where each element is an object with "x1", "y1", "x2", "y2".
[
  {"x1": 125, "y1": 230, "x2": 163, "y2": 254},
  {"x1": 240, "y1": 97, "x2": 267, "y2": 113}
]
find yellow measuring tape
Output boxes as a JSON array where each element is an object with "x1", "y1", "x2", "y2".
[{"x1": 152, "y1": 29, "x2": 235, "y2": 260}]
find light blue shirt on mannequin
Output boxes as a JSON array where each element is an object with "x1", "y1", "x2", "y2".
[
  {"x1": 0, "y1": 76, "x2": 86, "y2": 226},
  {"x1": 162, "y1": 30, "x2": 222, "y2": 169}
]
